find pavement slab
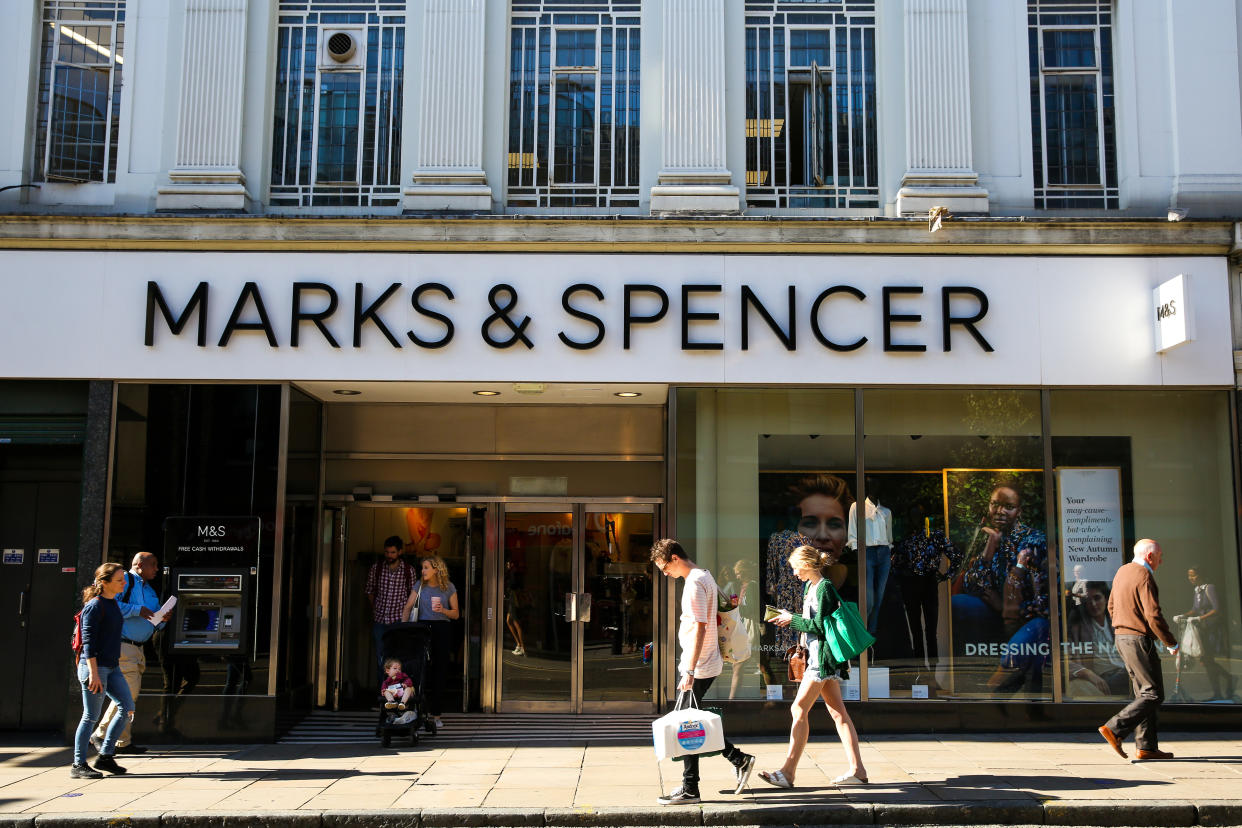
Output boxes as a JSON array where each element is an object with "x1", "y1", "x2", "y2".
[{"x1": 1, "y1": 731, "x2": 1242, "y2": 825}]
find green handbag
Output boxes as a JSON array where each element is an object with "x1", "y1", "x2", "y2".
[{"x1": 820, "y1": 579, "x2": 876, "y2": 664}]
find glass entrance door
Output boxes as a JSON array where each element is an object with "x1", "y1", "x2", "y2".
[{"x1": 498, "y1": 503, "x2": 655, "y2": 713}]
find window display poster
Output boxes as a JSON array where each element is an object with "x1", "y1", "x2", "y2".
[
  {"x1": 945, "y1": 470, "x2": 1050, "y2": 695},
  {"x1": 1057, "y1": 467, "x2": 1124, "y2": 582}
]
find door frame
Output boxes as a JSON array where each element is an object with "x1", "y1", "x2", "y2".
[
  {"x1": 315, "y1": 500, "x2": 484, "y2": 712},
  {"x1": 489, "y1": 498, "x2": 661, "y2": 714}
]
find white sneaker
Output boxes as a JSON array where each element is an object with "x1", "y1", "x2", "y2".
[
  {"x1": 513, "y1": 646, "x2": 526, "y2": 656},
  {"x1": 433, "y1": 717, "x2": 444, "y2": 729}
]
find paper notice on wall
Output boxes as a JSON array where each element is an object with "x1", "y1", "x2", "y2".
[
  {"x1": 150, "y1": 595, "x2": 177, "y2": 626},
  {"x1": 1057, "y1": 467, "x2": 1125, "y2": 582}
]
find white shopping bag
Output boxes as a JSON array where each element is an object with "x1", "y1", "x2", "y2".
[
  {"x1": 718, "y1": 607, "x2": 752, "y2": 663},
  {"x1": 652, "y1": 691, "x2": 725, "y2": 761}
]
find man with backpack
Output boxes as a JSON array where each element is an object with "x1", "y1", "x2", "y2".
[{"x1": 92, "y1": 551, "x2": 161, "y2": 755}]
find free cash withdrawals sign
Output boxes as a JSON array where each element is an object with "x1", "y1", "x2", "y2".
[{"x1": 1057, "y1": 468, "x2": 1124, "y2": 581}]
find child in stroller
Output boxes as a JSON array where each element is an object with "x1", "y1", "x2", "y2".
[
  {"x1": 377, "y1": 622, "x2": 435, "y2": 747},
  {"x1": 380, "y1": 658, "x2": 414, "y2": 723}
]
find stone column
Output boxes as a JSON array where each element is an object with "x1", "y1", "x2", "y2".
[
  {"x1": 156, "y1": 0, "x2": 249, "y2": 210},
  {"x1": 895, "y1": 0, "x2": 988, "y2": 215},
  {"x1": 650, "y1": 0, "x2": 739, "y2": 213},
  {"x1": 403, "y1": 0, "x2": 491, "y2": 211}
]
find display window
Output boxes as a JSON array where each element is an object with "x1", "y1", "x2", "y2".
[
  {"x1": 1051, "y1": 390, "x2": 1239, "y2": 705},
  {"x1": 675, "y1": 387, "x2": 1239, "y2": 705}
]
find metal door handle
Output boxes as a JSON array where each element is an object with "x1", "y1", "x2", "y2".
[
  {"x1": 565, "y1": 592, "x2": 576, "y2": 621},
  {"x1": 564, "y1": 592, "x2": 593, "y2": 623},
  {"x1": 18, "y1": 589, "x2": 27, "y2": 617}
]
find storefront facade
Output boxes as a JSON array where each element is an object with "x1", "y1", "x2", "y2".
[
  {"x1": 4, "y1": 0, "x2": 1242, "y2": 741},
  {"x1": 2, "y1": 218, "x2": 1242, "y2": 740}
]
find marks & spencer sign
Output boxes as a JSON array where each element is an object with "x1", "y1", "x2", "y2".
[{"x1": 0, "y1": 252, "x2": 1230, "y2": 386}]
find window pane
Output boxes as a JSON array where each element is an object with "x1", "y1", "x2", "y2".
[
  {"x1": 1043, "y1": 29, "x2": 1096, "y2": 69},
  {"x1": 676, "y1": 388, "x2": 856, "y2": 701},
  {"x1": 863, "y1": 390, "x2": 1046, "y2": 701},
  {"x1": 556, "y1": 28, "x2": 596, "y2": 67},
  {"x1": 1043, "y1": 74, "x2": 1100, "y2": 186},
  {"x1": 47, "y1": 64, "x2": 111, "y2": 181},
  {"x1": 789, "y1": 28, "x2": 830, "y2": 68},
  {"x1": 316, "y1": 72, "x2": 361, "y2": 183},
  {"x1": 552, "y1": 72, "x2": 596, "y2": 184},
  {"x1": 1051, "y1": 391, "x2": 1239, "y2": 705}
]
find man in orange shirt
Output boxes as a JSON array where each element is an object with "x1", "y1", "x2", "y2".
[{"x1": 1098, "y1": 539, "x2": 1179, "y2": 760}]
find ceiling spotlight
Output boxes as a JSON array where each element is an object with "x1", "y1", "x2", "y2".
[
  {"x1": 614, "y1": 391, "x2": 642, "y2": 398},
  {"x1": 333, "y1": 389, "x2": 361, "y2": 396},
  {"x1": 473, "y1": 390, "x2": 501, "y2": 397},
  {"x1": 1167, "y1": 207, "x2": 1188, "y2": 222}
]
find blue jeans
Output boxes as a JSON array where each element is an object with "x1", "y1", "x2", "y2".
[
  {"x1": 864, "y1": 545, "x2": 891, "y2": 633},
  {"x1": 75, "y1": 661, "x2": 134, "y2": 765}
]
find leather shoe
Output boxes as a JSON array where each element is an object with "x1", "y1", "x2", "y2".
[
  {"x1": 1135, "y1": 748, "x2": 1174, "y2": 760},
  {"x1": 117, "y1": 744, "x2": 147, "y2": 755},
  {"x1": 1098, "y1": 725, "x2": 1127, "y2": 758}
]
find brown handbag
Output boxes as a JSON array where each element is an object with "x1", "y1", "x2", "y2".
[{"x1": 785, "y1": 644, "x2": 809, "y2": 682}]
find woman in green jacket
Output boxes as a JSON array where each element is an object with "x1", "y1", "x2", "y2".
[{"x1": 759, "y1": 544, "x2": 868, "y2": 788}]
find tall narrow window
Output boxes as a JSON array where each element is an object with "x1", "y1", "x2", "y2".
[
  {"x1": 33, "y1": 1, "x2": 126, "y2": 184},
  {"x1": 1029, "y1": 0, "x2": 1117, "y2": 209},
  {"x1": 271, "y1": 1, "x2": 404, "y2": 208},
  {"x1": 745, "y1": 1, "x2": 877, "y2": 209},
  {"x1": 508, "y1": 2, "x2": 640, "y2": 208}
]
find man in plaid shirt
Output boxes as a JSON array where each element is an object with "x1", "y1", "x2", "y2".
[{"x1": 366, "y1": 535, "x2": 417, "y2": 686}]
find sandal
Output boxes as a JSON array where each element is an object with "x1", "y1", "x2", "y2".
[
  {"x1": 832, "y1": 772, "x2": 868, "y2": 785},
  {"x1": 758, "y1": 769, "x2": 794, "y2": 789}
]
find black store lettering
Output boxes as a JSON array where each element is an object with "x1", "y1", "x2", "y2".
[
  {"x1": 882, "y1": 286, "x2": 927, "y2": 353},
  {"x1": 809, "y1": 285, "x2": 867, "y2": 352},
  {"x1": 219, "y1": 282, "x2": 277, "y2": 347},
  {"x1": 623, "y1": 284, "x2": 669, "y2": 349},
  {"x1": 559, "y1": 284, "x2": 605, "y2": 350},
  {"x1": 353, "y1": 282, "x2": 403, "y2": 348},
  {"x1": 409, "y1": 283, "x2": 455, "y2": 349},
  {"x1": 290, "y1": 282, "x2": 340, "y2": 348},
  {"x1": 741, "y1": 285, "x2": 796, "y2": 350},
  {"x1": 681, "y1": 284, "x2": 724, "y2": 351}
]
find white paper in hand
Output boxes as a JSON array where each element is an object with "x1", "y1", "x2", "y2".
[{"x1": 149, "y1": 595, "x2": 177, "y2": 625}]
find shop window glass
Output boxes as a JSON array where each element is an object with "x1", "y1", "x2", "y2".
[
  {"x1": 676, "y1": 388, "x2": 855, "y2": 701},
  {"x1": 1051, "y1": 390, "x2": 1239, "y2": 705},
  {"x1": 744, "y1": 1, "x2": 878, "y2": 209},
  {"x1": 108, "y1": 384, "x2": 282, "y2": 713},
  {"x1": 862, "y1": 390, "x2": 1045, "y2": 701},
  {"x1": 33, "y1": 0, "x2": 126, "y2": 184},
  {"x1": 1028, "y1": 0, "x2": 1118, "y2": 209},
  {"x1": 270, "y1": 2, "x2": 404, "y2": 208},
  {"x1": 508, "y1": 1, "x2": 641, "y2": 208}
]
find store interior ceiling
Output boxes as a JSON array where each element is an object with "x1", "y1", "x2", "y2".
[{"x1": 295, "y1": 381, "x2": 668, "y2": 405}]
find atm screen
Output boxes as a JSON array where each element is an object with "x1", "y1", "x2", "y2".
[{"x1": 183, "y1": 608, "x2": 219, "y2": 633}]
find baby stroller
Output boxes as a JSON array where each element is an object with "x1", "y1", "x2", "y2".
[{"x1": 377, "y1": 621, "x2": 436, "y2": 747}]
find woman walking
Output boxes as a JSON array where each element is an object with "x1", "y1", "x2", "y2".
[
  {"x1": 71, "y1": 562, "x2": 135, "y2": 778},
  {"x1": 760, "y1": 545, "x2": 868, "y2": 788},
  {"x1": 402, "y1": 555, "x2": 459, "y2": 729}
]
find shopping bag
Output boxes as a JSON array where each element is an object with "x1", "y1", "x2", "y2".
[
  {"x1": 652, "y1": 691, "x2": 725, "y2": 761},
  {"x1": 1179, "y1": 618, "x2": 1203, "y2": 658},
  {"x1": 823, "y1": 580, "x2": 875, "y2": 665},
  {"x1": 718, "y1": 607, "x2": 752, "y2": 663}
]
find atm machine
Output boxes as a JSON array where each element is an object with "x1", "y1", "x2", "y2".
[{"x1": 167, "y1": 568, "x2": 250, "y2": 653}]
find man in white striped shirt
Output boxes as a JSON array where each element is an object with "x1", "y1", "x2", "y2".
[{"x1": 651, "y1": 539, "x2": 756, "y2": 805}]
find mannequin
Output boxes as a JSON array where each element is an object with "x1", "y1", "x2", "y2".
[{"x1": 848, "y1": 476, "x2": 893, "y2": 634}]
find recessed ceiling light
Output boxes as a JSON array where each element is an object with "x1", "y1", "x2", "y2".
[
  {"x1": 333, "y1": 389, "x2": 362, "y2": 396},
  {"x1": 614, "y1": 391, "x2": 642, "y2": 398},
  {"x1": 473, "y1": 390, "x2": 501, "y2": 396}
]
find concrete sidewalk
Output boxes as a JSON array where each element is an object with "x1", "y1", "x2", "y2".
[{"x1": 3, "y1": 731, "x2": 1242, "y2": 826}]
